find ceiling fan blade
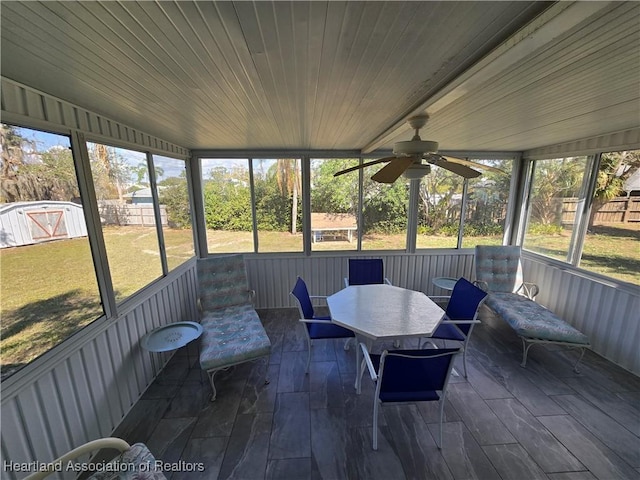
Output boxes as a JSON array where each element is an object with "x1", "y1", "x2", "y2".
[
  {"x1": 441, "y1": 156, "x2": 506, "y2": 174},
  {"x1": 427, "y1": 155, "x2": 482, "y2": 178},
  {"x1": 333, "y1": 156, "x2": 396, "y2": 177},
  {"x1": 371, "y1": 157, "x2": 416, "y2": 183}
]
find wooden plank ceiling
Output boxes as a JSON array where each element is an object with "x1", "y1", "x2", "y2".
[{"x1": 1, "y1": 1, "x2": 638, "y2": 153}]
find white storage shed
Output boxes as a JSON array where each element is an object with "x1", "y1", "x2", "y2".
[{"x1": 0, "y1": 200, "x2": 88, "y2": 248}]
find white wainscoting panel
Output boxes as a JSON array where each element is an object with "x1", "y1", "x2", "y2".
[
  {"x1": 523, "y1": 254, "x2": 640, "y2": 375},
  {"x1": 0, "y1": 262, "x2": 198, "y2": 480},
  {"x1": 244, "y1": 251, "x2": 476, "y2": 309}
]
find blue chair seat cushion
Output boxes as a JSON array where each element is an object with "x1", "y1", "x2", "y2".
[
  {"x1": 307, "y1": 316, "x2": 355, "y2": 339},
  {"x1": 486, "y1": 293, "x2": 589, "y2": 345},
  {"x1": 199, "y1": 304, "x2": 271, "y2": 371},
  {"x1": 430, "y1": 322, "x2": 466, "y2": 342}
]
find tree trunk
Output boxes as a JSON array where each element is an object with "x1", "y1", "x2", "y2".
[{"x1": 291, "y1": 161, "x2": 298, "y2": 234}]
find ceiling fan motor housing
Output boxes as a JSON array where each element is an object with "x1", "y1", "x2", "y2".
[{"x1": 393, "y1": 139, "x2": 439, "y2": 156}]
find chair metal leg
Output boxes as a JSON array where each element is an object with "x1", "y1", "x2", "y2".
[
  {"x1": 305, "y1": 338, "x2": 312, "y2": 374},
  {"x1": 372, "y1": 399, "x2": 379, "y2": 450},
  {"x1": 437, "y1": 393, "x2": 446, "y2": 449},
  {"x1": 207, "y1": 369, "x2": 219, "y2": 402},
  {"x1": 462, "y1": 348, "x2": 468, "y2": 378},
  {"x1": 572, "y1": 347, "x2": 586, "y2": 374},
  {"x1": 520, "y1": 338, "x2": 534, "y2": 368}
]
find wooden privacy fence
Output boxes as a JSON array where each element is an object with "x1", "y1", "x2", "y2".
[
  {"x1": 98, "y1": 202, "x2": 168, "y2": 226},
  {"x1": 562, "y1": 196, "x2": 640, "y2": 224}
]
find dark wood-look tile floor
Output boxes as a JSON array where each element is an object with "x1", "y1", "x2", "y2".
[{"x1": 113, "y1": 306, "x2": 640, "y2": 480}]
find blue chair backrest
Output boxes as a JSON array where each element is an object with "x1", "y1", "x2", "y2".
[
  {"x1": 291, "y1": 277, "x2": 315, "y2": 319},
  {"x1": 348, "y1": 258, "x2": 385, "y2": 285},
  {"x1": 445, "y1": 278, "x2": 488, "y2": 335},
  {"x1": 378, "y1": 348, "x2": 459, "y2": 401}
]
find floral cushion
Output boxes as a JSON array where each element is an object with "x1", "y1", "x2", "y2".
[
  {"x1": 197, "y1": 255, "x2": 253, "y2": 311},
  {"x1": 475, "y1": 245, "x2": 524, "y2": 293},
  {"x1": 487, "y1": 293, "x2": 589, "y2": 345},
  {"x1": 199, "y1": 304, "x2": 271, "y2": 371},
  {"x1": 87, "y1": 443, "x2": 167, "y2": 480}
]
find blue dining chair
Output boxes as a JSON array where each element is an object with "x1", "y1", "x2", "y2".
[
  {"x1": 344, "y1": 258, "x2": 392, "y2": 287},
  {"x1": 421, "y1": 277, "x2": 487, "y2": 378},
  {"x1": 360, "y1": 344, "x2": 461, "y2": 450},
  {"x1": 290, "y1": 277, "x2": 355, "y2": 373}
]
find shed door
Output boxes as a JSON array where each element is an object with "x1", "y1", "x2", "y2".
[{"x1": 26, "y1": 210, "x2": 68, "y2": 242}]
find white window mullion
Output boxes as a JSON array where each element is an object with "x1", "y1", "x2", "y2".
[{"x1": 70, "y1": 131, "x2": 117, "y2": 318}]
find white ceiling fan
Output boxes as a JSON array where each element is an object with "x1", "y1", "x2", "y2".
[{"x1": 334, "y1": 114, "x2": 504, "y2": 183}]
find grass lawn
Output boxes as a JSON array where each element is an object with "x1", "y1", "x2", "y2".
[
  {"x1": 525, "y1": 223, "x2": 639, "y2": 284},
  {"x1": 2, "y1": 223, "x2": 637, "y2": 378}
]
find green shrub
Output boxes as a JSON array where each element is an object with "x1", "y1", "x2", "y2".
[{"x1": 527, "y1": 222, "x2": 563, "y2": 235}]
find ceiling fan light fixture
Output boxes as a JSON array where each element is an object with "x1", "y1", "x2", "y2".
[{"x1": 402, "y1": 164, "x2": 431, "y2": 180}]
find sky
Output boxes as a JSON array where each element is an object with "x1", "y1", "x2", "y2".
[{"x1": 13, "y1": 126, "x2": 186, "y2": 182}]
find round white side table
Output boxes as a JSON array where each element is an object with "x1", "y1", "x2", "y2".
[
  {"x1": 141, "y1": 321, "x2": 203, "y2": 378},
  {"x1": 432, "y1": 277, "x2": 458, "y2": 291}
]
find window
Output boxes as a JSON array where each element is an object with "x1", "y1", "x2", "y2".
[
  {"x1": 200, "y1": 158, "x2": 253, "y2": 253},
  {"x1": 460, "y1": 159, "x2": 513, "y2": 248},
  {"x1": 0, "y1": 124, "x2": 102, "y2": 379},
  {"x1": 153, "y1": 155, "x2": 195, "y2": 270},
  {"x1": 361, "y1": 171, "x2": 410, "y2": 251},
  {"x1": 416, "y1": 168, "x2": 463, "y2": 249},
  {"x1": 88, "y1": 142, "x2": 163, "y2": 302},
  {"x1": 523, "y1": 156, "x2": 588, "y2": 261},
  {"x1": 581, "y1": 150, "x2": 639, "y2": 284},
  {"x1": 253, "y1": 158, "x2": 303, "y2": 253},
  {"x1": 310, "y1": 158, "x2": 359, "y2": 251}
]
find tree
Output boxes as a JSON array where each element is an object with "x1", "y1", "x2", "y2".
[
  {"x1": 159, "y1": 174, "x2": 190, "y2": 228},
  {"x1": 88, "y1": 144, "x2": 132, "y2": 201},
  {"x1": 417, "y1": 168, "x2": 464, "y2": 232},
  {"x1": 275, "y1": 159, "x2": 301, "y2": 234},
  {"x1": 202, "y1": 165, "x2": 252, "y2": 230},
  {"x1": 132, "y1": 162, "x2": 165, "y2": 187},
  {"x1": 253, "y1": 162, "x2": 296, "y2": 232},
  {"x1": 0, "y1": 124, "x2": 78, "y2": 203},
  {"x1": 529, "y1": 158, "x2": 584, "y2": 225},
  {"x1": 310, "y1": 159, "x2": 359, "y2": 214},
  {"x1": 310, "y1": 158, "x2": 409, "y2": 234},
  {"x1": 589, "y1": 150, "x2": 640, "y2": 227},
  {"x1": 1, "y1": 124, "x2": 33, "y2": 202}
]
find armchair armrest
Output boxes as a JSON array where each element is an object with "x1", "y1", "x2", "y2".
[
  {"x1": 25, "y1": 438, "x2": 131, "y2": 480},
  {"x1": 474, "y1": 280, "x2": 489, "y2": 291},
  {"x1": 384, "y1": 277, "x2": 392, "y2": 285},
  {"x1": 429, "y1": 295, "x2": 451, "y2": 301},
  {"x1": 299, "y1": 318, "x2": 332, "y2": 324},
  {"x1": 440, "y1": 319, "x2": 481, "y2": 325},
  {"x1": 359, "y1": 343, "x2": 378, "y2": 381},
  {"x1": 309, "y1": 295, "x2": 328, "y2": 308}
]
